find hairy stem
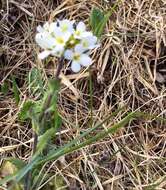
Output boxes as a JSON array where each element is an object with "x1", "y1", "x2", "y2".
[{"x1": 24, "y1": 59, "x2": 63, "y2": 190}]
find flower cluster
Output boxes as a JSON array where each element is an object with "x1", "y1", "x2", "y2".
[{"x1": 35, "y1": 19, "x2": 99, "y2": 72}]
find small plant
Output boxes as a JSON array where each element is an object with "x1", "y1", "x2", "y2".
[{"x1": 1, "y1": 5, "x2": 164, "y2": 190}]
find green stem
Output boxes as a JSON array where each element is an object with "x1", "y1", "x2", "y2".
[{"x1": 24, "y1": 59, "x2": 63, "y2": 190}]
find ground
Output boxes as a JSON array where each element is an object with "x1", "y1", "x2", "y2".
[{"x1": 0, "y1": 0, "x2": 166, "y2": 189}]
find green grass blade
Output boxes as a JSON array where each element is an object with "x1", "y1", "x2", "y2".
[
  {"x1": 2, "y1": 111, "x2": 164, "y2": 185},
  {"x1": 38, "y1": 110, "x2": 132, "y2": 164},
  {"x1": 14, "y1": 156, "x2": 40, "y2": 183}
]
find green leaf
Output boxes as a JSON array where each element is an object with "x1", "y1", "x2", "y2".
[
  {"x1": 1, "y1": 110, "x2": 166, "y2": 186},
  {"x1": 0, "y1": 157, "x2": 39, "y2": 186},
  {"x1": 54, "y1": 113, "x2": 62, "y2": 130},
  {"x1": 6, "y1": 158, "x2": 26, "y2": 170},
  {"x1": 90, "y1": 2, "x2": 120, "y2": 38},
  {"x1": 94, "y1": 11, "x2": 110, "y2": 38},
  {"x1": 0, "y1": 173, "x2": 16, "y2": 186},
  {"x1": 28, "y1": 68, "x2": 44, "y2": 97},
  {"x1": 18, "y1": 100, "x2": 35, "y2": 120},
  {"x1": 41, "y1": 79, "x2": 60, "y2": 114},
  {"x1": 35, "y1": 128, "x2": 55, "y2": 155},
  {"x1": 89, "y1": 8, "x2": 104, "y2": 34},
  {"x1": 0, "y1": 159, "x2": 25, "y2": 189},
  {"x1": 12, "y1": 76, "x2": 20, "y2": 105},
  {"x1": 0, "y1": 160, "x2": 24, "y2": 188}
]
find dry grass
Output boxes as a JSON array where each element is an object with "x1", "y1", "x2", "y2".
[{"x1": 0, "y1": 0, "x2": 166, "y2": 189}]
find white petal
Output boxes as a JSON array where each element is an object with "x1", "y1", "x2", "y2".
[
  {"x1": 88, "y1": 36, "x2": 97, "y2": 45},
  {"x1": 59, "y1": 19, "x2": 75, "y2": 33},
  {"x1": 92, "y1": 43, "x2": 100, "y2": 49},
  {"x1": 51, "y1": 46, "x2": 64, "y2": 57},
  {"x1": 82, "y1": 35, "x2": 99, "y2": 49},
  {"x1": 81, "y1": 31, "x2": 93, "y2": 38},
  {"x1": 59, "y1": 19, "x2": 71, "y2": 26},
  {"x1": 87, "y1": 44, "x2": 99, "y2": 50},
  {"x1": 38, "y1": 50, "x2": 50, "y2": 59},
  {"x1": 71, "y1": 61, "x2": 81, "y2": 72},
  {"x1": 35, "y1": 33, "x2": 56, "y2": 49},
  {"x1": 77, "y1": 21, "x2": 86, "y2": 32},
  {"x1": 37, "y1": 25, "x2": 44, "y2": 33},
  {"x1": 49, "y1": 23, "x2": 55, "y2": 33},
  {"x1": 75, "y1": 44, "x2": 85, "y2": 53},
  {"x1": 51, "y1": 25, "x2": 62, "y2": 36},
  {"x1": 63, "y1": 32, "x2": 72, "y2": 42},
  {"x1": 62, "y1": 19, "x2": 75, "y2": 25},
  {"x1": 80, "y1": 54, "x2": 92, "y2": 67},
  {"x1": 67, "y1": 27, "x2": 74, "y2": 34},
  {"x1": 64, "y1": 49, "x2": 73, "y2": 60},
  {"x1": 43, "y1": 22, "x2": 50, "y2": 30},
  {"x1": 35, "y1": 33, "x2": 46, "y2": 48}
]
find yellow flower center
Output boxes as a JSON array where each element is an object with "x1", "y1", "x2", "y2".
[
  {"x1": 75, "y1": 30, "x2": 80, "y2": 36},
  {"x1": 56, "y1": 37, "x2": 64, "y2": 44},
  {"x1": 73, "y1": 53, "x2": 80, "y2": 61}
]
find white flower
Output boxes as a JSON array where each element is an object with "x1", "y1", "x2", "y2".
[
  {"x1": 37, "y1": 22, "x2": 50, "y2": 33},
  {"x1": 64, "y1": 45, "x2": 92, "y2": 72},
  {"x1": 58, "y1": 19, "x2": 75, "y2": 33},
  {"x1": 35, "y1": 32, "x2": 56, "y2": 49},
  {"x1": 37, "y1": 21, "x2": 72, "y2": 48},
  {"x1": 35, "y1": 22, "x2": 72, "y2": 59},
  {"x1": 37, "y1": 50, "x2": 51, "y2": 60},
  {"x1": 37, "y1": 46, "x2": 64, "y2": 60},
  {"x1": 55, "y1": 29, "x2": 71, "y2": 47},
  {"x1": 49, "y1": 24, "x2": 71, "y2": 46},
  {"x1": 77, "y1": 35, "x2": 99, "y2": 52},
  {"x1": 74, "y1": 21, "x2": 92, "y2": 39},
  {"x1": 35, "y1": 32, "x2": 64, "y2": 59}
]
